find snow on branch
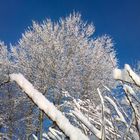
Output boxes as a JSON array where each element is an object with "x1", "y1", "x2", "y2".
[
  {"x1": 104, "y1": 96, "x2": 127, "y2": 124},
  {"x1": 113, "y1": 64, "x2": 140, "y2": 87},
  {"x1": 113, "y1": 67, "x2": 132, "y2": 83},
  {"x1": 123, "y1": 84, "x2": 140, "y2": 103},
  {"x1": 125, "y1": 64, "x2": 140, "y2": 87},
  {"x1": 97, "y1": 88, "x2": 105, "y2": 140},
  {"x1": 113, "y1": 64, "x2": 140, "y2": 139},
  {"x1": 72, "y1": 108, "x2": 101, "y2": 139},
  {"x1": 9, "y1": 73, "x2": 89, "y2": 140}
]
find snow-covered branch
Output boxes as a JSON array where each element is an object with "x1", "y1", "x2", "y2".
[
  {"x1": 72, "y1": 108, "x2": 101, "y2": 139},
  {"x1": 9, "y1": 73, "x2": 89, "y2": 140},
  {"x1": 113, "y1": 64, "x2": 140, "y2": 87},
  {"x1": 113, "y1": 64, "x2": 140, "y2": 139},
  {"x1": 125, "y1": 64, "x2": 140, "y2": 87},
  {"x1": 104, "y1": 96, "x2": 127, "y2": 124},
  {"x1": 97, "y1": 88, "x2": 105, "y2": 140}
]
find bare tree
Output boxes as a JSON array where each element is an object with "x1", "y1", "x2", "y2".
[{"x1": 10, "y1": 13, "x2": 117, "y2": 138}]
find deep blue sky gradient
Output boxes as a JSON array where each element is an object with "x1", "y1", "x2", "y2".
[{"x1": 0, "y1": 0, "x2": 140, "y2": 67}]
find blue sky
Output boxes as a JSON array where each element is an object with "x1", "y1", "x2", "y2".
[{"x1": 0, "y1": 0, "x2": 140, "y2": 67}]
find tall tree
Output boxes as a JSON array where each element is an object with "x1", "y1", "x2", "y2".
[
  {"x1": 11, "y1": 13, "x2": 117, "y2": 138},
  {"x1": 12, "y1": 13, "x2": 117, "y2": 102}
]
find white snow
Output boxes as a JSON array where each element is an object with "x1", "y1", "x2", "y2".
[
  {"x1": 130, "y1": 129, "x2": 139, "y2": 140},
  {"x1": 48, "y1": 128, "x2": 62, "y2": 140},
  {"x1": 113, "y1": 68, "x2": 122, "y2": 80},
  {"x1": 138, "y1": 119, "x2": 140, "y2": 132},
  {"x1": 42, "y1": 133, "x2": 51, "y2": 140},
  {"x1": 72, "y1": 108, "x2": 101, "y2": 139},
  {"x1": 113, "y1": 64, "x2": 140, "y2": 87},
  {"x1": 97, "y1": 88, "x2": 105, "y2": 140},
  {"x1": 125, "y1": 64, "x2": 140, "y2": 86},
  {"x1": 32, "y1": 134, "x2": 38, "y2": 140},
  {"x1": 123, "y1": 84, "x2": 135, "y2": 95},
  {"x1": 123, "y1": 84, "x2": 140, "y2": 116},
  {"x1": 123, "y1": 84, "x2": 140, "y2": 103},
  {"x1": 104, "y1": 96, "x2": 126, "y2": 124},
  {"x1": 10, "y1": 73, "x2": 89, "y2": 140},
  {"x1": 113, "y1": 67, "x2": 132, "y2": 83}
]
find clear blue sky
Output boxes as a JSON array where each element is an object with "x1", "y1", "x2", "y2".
[{"x1": 0, "y1": 0, "x2": 140, "y2": 67}]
